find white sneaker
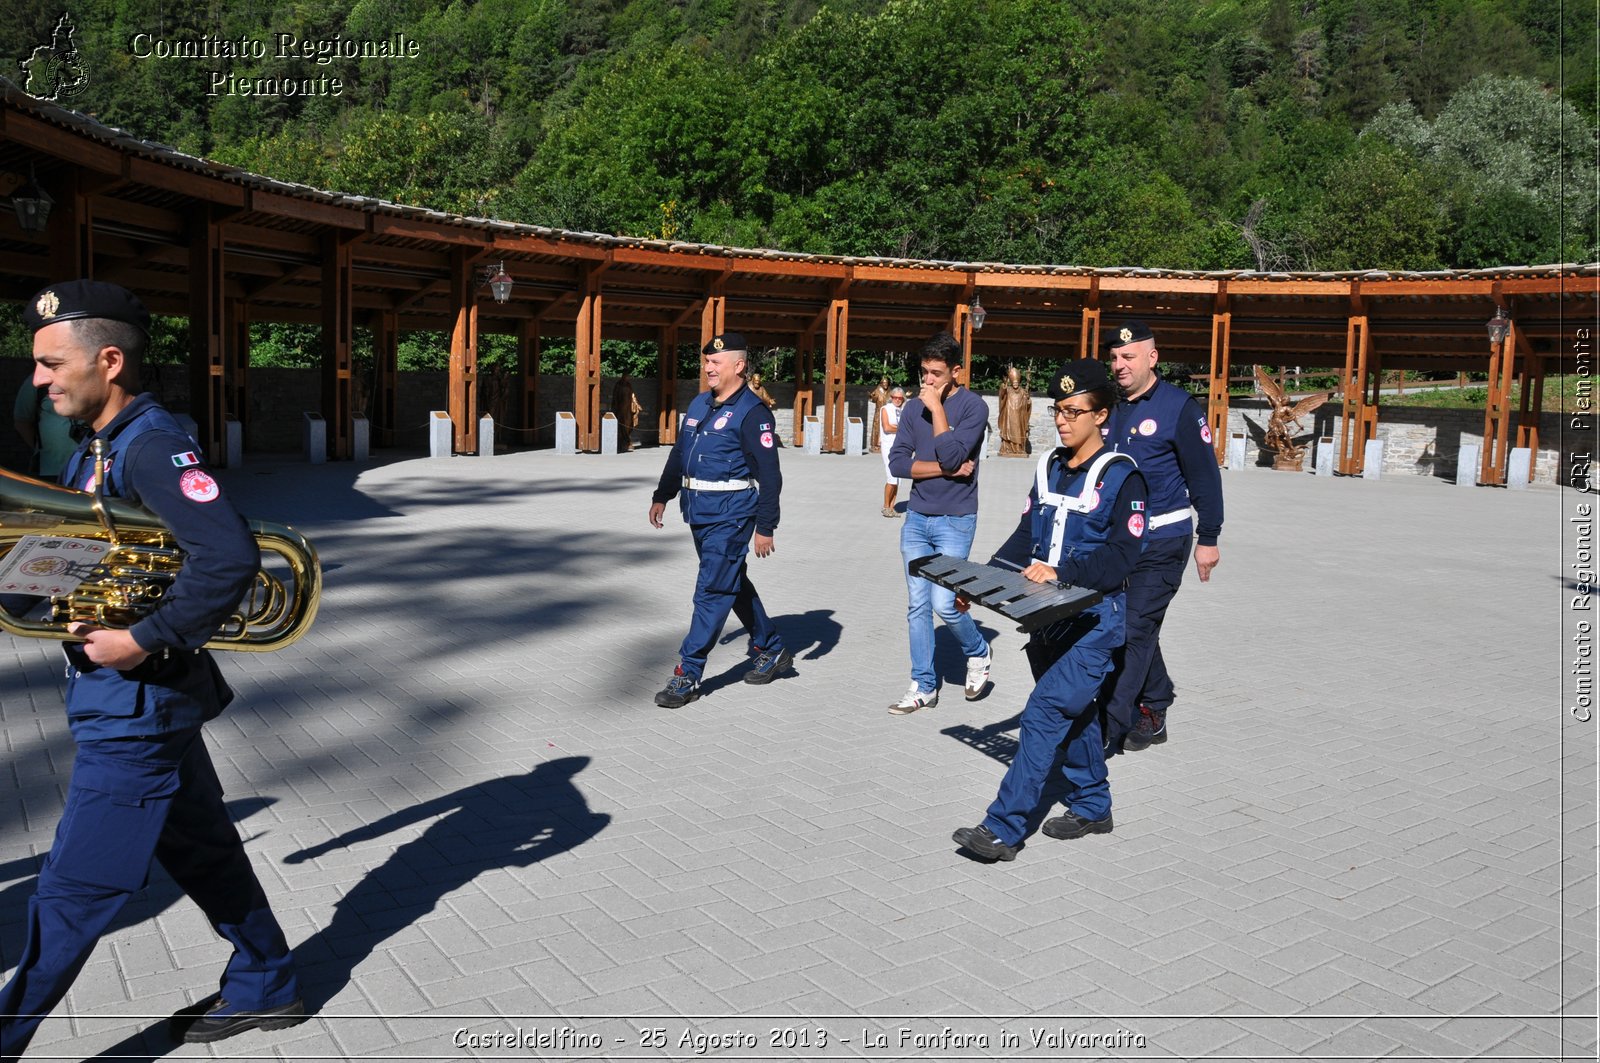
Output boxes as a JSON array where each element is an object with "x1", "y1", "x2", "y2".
[
  {"x1": 964, "y1": 647, "x2": 992, "y2": 700},
  {"x1": 888, "y1": 682, "x2": 938, "y2": 715}
]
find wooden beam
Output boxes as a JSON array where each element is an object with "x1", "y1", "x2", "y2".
[
  {"x1": 1208, "y1": 303, "x2": 1231, "y2": 467},
  {"x1": 1337, "y1": 312, "x2": 1371, "y2": 475},
  {"x1": 1480, "y1": 313, "x2": 1517, "y2": 485},
  {"x1": 575, "y1": 263, "x2": 604, "y2": 451},
  {"x1": 518, "y1": 319, "x2": 540, "y2": 450},
  {"x1": 188, "y1": 209, "x2": 226, "y2": 465},
  {"x1": 657, "y1": 324, "x2": 679, "y2": 446},
  {"x1": 226, "y1": 297, "x2": 249, "y2": 449},
  {"x1": 372, "y1": 309, "x2": 398, "y2": 447},
  {"x1": 698, "y1": 277, "x2": 726, "y2": 393},
  {"x1": 447, "y1": 248, "x2": 479, "y2": 454},
  {"x1": 321, "y1": 231, "x2": 355, "y2": 459},
  {"x1": 823, "y1": 298, "x2": 848, "y2": 453},
  {"x1": 794, "y1": 330, "x2": 816, "y2": 447}
]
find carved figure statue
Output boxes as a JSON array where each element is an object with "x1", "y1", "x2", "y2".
[
  {"x1": 1254, "y1": 366, "x2": 1329, "y2": 470},
  {"x1": 998, "y1": 365, "x2": 1031, "y2": 457},
  {"x1": 868, "y1": 376, "x2": 892, "y2": 452},
  {"x1": 612, "y1": 372, "x2": 643, "y2": 451},
  {"x1": 750, "y1": 371, "x2": 776, "y2": 408}
]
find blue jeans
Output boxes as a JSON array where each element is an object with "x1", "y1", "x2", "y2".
[{"x1": 900, "y1": 511, "x2": 988, "y2": 693}]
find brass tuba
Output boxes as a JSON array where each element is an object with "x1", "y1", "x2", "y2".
[{"x1": 0, "y1": 448, "x2": 321, "y2": 652}]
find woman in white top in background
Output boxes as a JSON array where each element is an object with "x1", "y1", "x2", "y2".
[{"x1": 880, "y1": 386, "x2": 906, "y2": 516}]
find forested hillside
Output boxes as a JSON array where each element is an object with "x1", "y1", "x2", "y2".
[{"x1": 11, "y1": 0, "x2": 1597, "y2": 272}]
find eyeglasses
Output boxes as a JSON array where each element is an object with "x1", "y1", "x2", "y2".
[{"x1": 1052, "y1": 405, "x2": 1095, "y2": 421}]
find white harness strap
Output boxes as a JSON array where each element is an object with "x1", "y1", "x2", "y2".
[{"x1": 1032, "y1": 449, "x2": 1136, "y2": 567}]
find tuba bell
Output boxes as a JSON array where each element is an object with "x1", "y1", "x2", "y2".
[{"x1": 0, "y1": 451, "x2": 321, "y2": 652}]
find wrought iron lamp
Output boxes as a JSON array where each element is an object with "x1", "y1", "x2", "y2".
[
  {"x1": 1485, "y1": 305, "x2": 1511, "y2": 349},
  {"x1": 10, "y1": 165, "x2": 52, "y2": 233},
  {"x1": 481, "y1": 262, "x2": 513, "y2": 304},
  {"x1": 969, "y1": 294, "x2": 986, "y2": 331}
]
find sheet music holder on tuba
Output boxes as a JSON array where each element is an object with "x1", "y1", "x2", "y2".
[{"x1": 0, "y1": 450, "x2": 320, "y2": 652}]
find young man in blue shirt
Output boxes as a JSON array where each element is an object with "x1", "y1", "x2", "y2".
[{"x1": 886, "y1": 331, "x2": 992, "y2": 713}]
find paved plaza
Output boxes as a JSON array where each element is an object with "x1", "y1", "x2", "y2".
[{"x1": 0, "y1": 445, "x2": 1593, "y2": 1061}]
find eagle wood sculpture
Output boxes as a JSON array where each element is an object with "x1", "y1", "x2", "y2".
[{"x1": 1254, "y1": 367, "x2": 1330, "y2": 471}]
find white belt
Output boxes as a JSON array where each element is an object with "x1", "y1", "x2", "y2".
[
  {"x1": 683, "y1": 477, "x2": 752, "y2": 491},
  {"x1": 1149, "y1": 508, "x2": 1192, "y2": 529}
]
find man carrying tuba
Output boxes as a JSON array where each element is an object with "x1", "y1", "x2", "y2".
[{"x1": 0, "y1": 282, "x2": 306, "y2": 1058}]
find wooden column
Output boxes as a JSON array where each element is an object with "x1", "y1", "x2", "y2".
[
  {"x1": 225, "y1": 297, "x2": 250, "y2": 447},
  {"x1": 575, "y1": 264, "x2": 604, "y2": 451},
  {"x1": 518, "y1": 320, "x2": 540, "y2": 449},
  {"x1": 1516, "y1": 344, "x2": 1544, "y2": 478},
  {"x1": 317, "y1": 233, "x2": 355, "y2": 460},
  {"x1": 46, "y1": 172, "x2": 90, "y2": 280},
  {"x1": 447, "y1": 249, "x2": 479, "y2": 455},
  {"x1": 657, "y1": 324, "x2": 679, "y2": 446},
  {"x1": 1481, "y1": 313, "x2": 1518, "y2": 485},
  {"x1": 1207, "y1": 297, "x2": 1231, "y2": 466},
  {"x1": 1337, "y1": 312, "x2": 1377, "y2": 475},
  {"x1": 372, "y1": 309, "x2": 398, "y2": 447},
  {"x1": 188, "y1": 209, "x2": 226, "y2": 464},
  {"x1": 793, "y1": 330, "x2": 816, "y2": 447},
  {"x1": 698, "y1": 281, "x2": 726, "y2": 393},
  {"x1": 950, "y1": 299, "x2": 973, "y2": 384},
  {"x1": 823, "y1": 298, "x2": 849, "y2": 452},
  {"x1": 1080, "y1": 305, "x2": 1101, "y2": 363}
]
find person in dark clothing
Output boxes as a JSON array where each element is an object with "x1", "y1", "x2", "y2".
[
  {"x1": 648, "y1": 332, "x2": 793, "y2": 707},
  {"x1": 0, "y1": 280, "x2": 305, "y2": 1058},
  {"x1": 953, "y1": 359, "x2": 1147, "y2": 862}
]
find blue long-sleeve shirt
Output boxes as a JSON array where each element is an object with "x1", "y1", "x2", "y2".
[{"x1": 888, "y1": 386, "x2": 989, "y2": 516}]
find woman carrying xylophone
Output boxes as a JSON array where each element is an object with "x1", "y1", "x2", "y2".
[{"x1": 952, "y1": 358, "x2": 1148, "y2": 863}]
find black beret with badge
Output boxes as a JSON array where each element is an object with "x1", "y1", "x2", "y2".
[
  {"x1": 24, "y1": 280, "x2": 151, "y2": 336},
  {"x1": 1047, "y1": 358, "x2": 1116, "y2": 402},
  {"x1": 701, "y1": 332, "x2": 748, "y2": 356},
  {"x1": 1106, "y1": 319, "x2": 1154, "y2": 350}
]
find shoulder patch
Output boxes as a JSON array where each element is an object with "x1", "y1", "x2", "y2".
[
  {"x1": 171, "y1": 450, "x2": 200, "y2": 468},
  {"x1": 179, "y1": 468, "x2": 220, "y2": 503},
  {"x1": 760, "y1": 431, "x2": 774, "y2": 449},
  {"x1": 1128, "y1": 513, "x2": 1146, "y2": 537},
  {"x1": 1198, "y1": 417, "x2": 1212, "y2": 445}
]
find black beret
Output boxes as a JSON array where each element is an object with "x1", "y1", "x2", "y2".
[
  {"x1": 1106, "y1": 320, "x2": 1154, "y2": 349},
  {"x1": 701, "y1": 332, "x2": 748, "y2": 356},
  {"x1": 24, "y1": 280, "x2": 151, "y2": 336},
  {"x1": 1047, "y1": 359, "x2": 1116, "y2": 402}
]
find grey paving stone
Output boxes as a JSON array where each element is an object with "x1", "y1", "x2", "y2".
[{"x1": 0, "y1": 450, "x2": 1586, "y2": 1060}]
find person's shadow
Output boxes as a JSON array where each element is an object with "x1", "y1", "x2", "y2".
[
  {"x1": 86, "y1": 763, "x2": 608, "y2": 1061},
  {"x1": 704, "y1": 608, "x2": 843, "y2": 695},
  {"x1": 275, "y1": 757, "x2": 611, "y2": 1012}
]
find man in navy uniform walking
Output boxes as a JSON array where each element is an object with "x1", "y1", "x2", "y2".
[
  {"x1": 0, "y1": 281, "x2": 305, "y2": 1058},
  {"x1": 648, "y1": 333, "x2": 793, "y2": 707},
  {"x1": 1103, "y1": 320, "x2": 1224, "y2": 752}
]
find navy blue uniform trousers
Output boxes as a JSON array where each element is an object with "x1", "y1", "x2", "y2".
[
  {"x1": 982, "y1": 605, "x2": 1122, "y2": 845},
  {"x1": 0, "y1": 730, "x2": 297, "y2": 1060},
  {"x1": 678, "y1": 516, "x2": 781, "y2": 680},
  {"x1": 1103, "y1": 533, "x2": 1191, "y2": 741}
]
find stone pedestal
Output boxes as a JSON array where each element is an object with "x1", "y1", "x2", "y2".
[
  {"x1": 1226, "y1": 433, "x2": 1246, "y2": 471},
  {"x1": 302, "y1": 411, "x2": 326, "y2": 464},
  {"x1": 1508, "y1": 447, "x2": 1532, "y2": 490},
  {"x1": 555, "y1": 412, "x2": 577, "y2": 454},
  {"x1": 224, "y1": 416, "x2": 243, "y2": 468},
  {"x1": 1315, "y1": 436, "x2": 1335, "y2": 477},
  {"x1": 600, "y1": 413, "x2": 618, "y2": 455},
  {"x1": 1362, "y1": 439, "x2": 1383, "y2": 479},
  {"x1": 845, "y1": 417, "x2": 864, "y2": 456},
  {"x1": 428, "y1": 411, "x2": 452, "y2": 458},
  {"x1": 352, "y1": 413, "x2": 369, "y2": 461},
  {"x1": 478, "y1": 414, "x2": 494, "y2": 458},
  {"x1": 804, "y1": 416, "x2": 822, "y2": 455},
  {"x1": 1456, "y1": 444, "x2": 1480, "y2": 487}
]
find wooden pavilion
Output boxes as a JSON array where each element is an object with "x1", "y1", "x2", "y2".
[{"x1": 2, "y1": 79, "x2": 1593, "y2": 484}]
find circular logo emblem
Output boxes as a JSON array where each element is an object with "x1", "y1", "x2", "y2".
[
  {"x1": 1199, "y1": 421, "x2": 1213, "y2": 445},
  {"x1": 712, "y1": 337, "x2": 725, "y2": 351},
  {"x1": 179, "y1": 468, "x2": 219, "y2": 503},
  {"x1": 1119, "y1": 327, "x2": 1133, "y2": 343},
  {"x1": 21, "y1": 557, "x2": 67, "y2": 576},
  {"x1": 760, "y1": 431, "x2": 774, "y2": 449},
  {"x1": 713, "y1": 413, "x2": 731, "y2": 430},
  {"x1": 1128, "y1": 513, "x2": 1146, "y2": 537},
  {"x1": 1139, "y1": 418, "x2": 1158, "y2": 436}
]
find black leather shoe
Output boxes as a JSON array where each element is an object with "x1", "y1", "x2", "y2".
[
  {"x1": 175, "y1": 996, "x2": 308, "y2": 1044},
  {"x1": 1040, "y1": 809, "x2": 1114, "y2": 840},
  {"x1": 951, "y1": 824, "x2": 1017, "y2": 861},
  {"x1": 1124, "y1": 705, "x2": 1167, "y2": 751}
]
